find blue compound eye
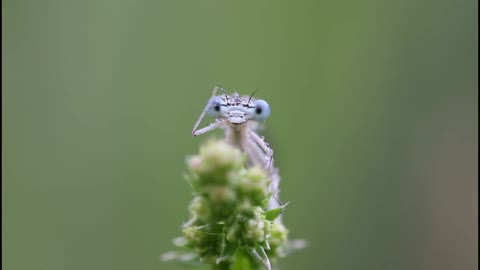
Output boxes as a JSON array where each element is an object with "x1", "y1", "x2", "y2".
[
  {"x1": 253, "y1": 99, "x2": 270, "y2": 121},
  {"x1": 207, "y1": 97, "x2": 225, "y2": 118}
]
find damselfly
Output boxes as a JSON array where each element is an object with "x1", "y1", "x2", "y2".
[{"x1": 192, "y1": 86, "x2": 282, "y2": 209}]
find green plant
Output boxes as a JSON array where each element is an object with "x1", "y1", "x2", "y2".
[{"x1": 163, "y1": 140, "x2": 305, "y2": 270}]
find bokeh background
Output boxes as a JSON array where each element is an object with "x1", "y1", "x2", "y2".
[{"x1": 2, "y1": 0, "x2": 477, "y2": 269}]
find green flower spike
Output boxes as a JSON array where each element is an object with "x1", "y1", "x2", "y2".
[{"x1": 163, "y1": 140, "x2": 305, "y2": 270}]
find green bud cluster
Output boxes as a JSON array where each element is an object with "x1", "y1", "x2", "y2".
[{"x1": 163, "y1": 140, "x2": 303, "y2": 270}]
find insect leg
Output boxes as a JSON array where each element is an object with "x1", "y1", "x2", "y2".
[
  {"x1": 192, "y1": 120, "x2": 225, "y2": 137},
  {"x1": 192, "y1": 86, "x2": 223, "y2": 135},
  {"x1": 248, "y1": 130, "x2": 273, "y2": 158}
]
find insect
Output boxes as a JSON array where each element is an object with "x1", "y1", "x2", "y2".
[{"x1": 192, "y1": 86, "x2": 282, "y2": 209}]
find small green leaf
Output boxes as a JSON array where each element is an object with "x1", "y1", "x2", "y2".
[
  {"x1": 231, "y1": 248, "x2": 253, "y2": 270},
  {"x1": 260, "y1": 198, "x2": 270, "y2": 208},
  {"x1": 262, "y1": 240, "x2": 271, "y2": 250},
  {"x1": 216, "y1": 241, "x2": 238, "y2": 264},
  {"x1": 265, "y1": 202, "x2": 289, "y2": 221},
  {"x1": 196, "y1": 223, "x2": 225, "y2": 234},
  {"x1": 243, "y1": 244, "x2": 271, "y2": 270}
]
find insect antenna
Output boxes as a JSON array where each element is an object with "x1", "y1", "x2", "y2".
[
  {"x1": 247, "y1": 89, "x2": 258, "y2": 103},
  {"x1": 220, "y1": 87, "x2": 228, "y2": 101}
]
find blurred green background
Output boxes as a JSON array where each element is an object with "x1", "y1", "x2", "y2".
[{"x1": 2, "y1": 0, "x2": 477, "y2": 269}]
